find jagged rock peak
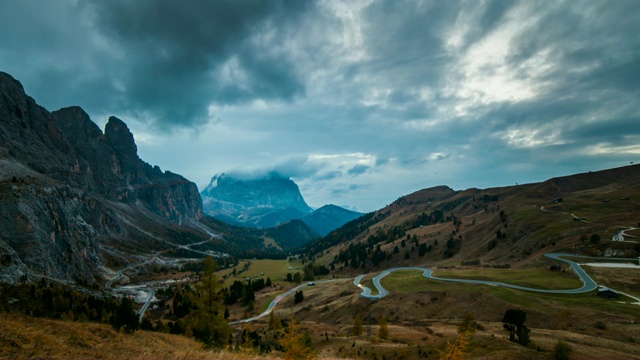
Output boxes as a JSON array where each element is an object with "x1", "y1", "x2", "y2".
[
  {"x1": 53, "y1": 106, "x2": 103, "y2": 140},
  {"x1": 105, "y1": 116, "x2": 137, "y2": 159},
  {"x1": 0, "y1": 71, "x2": 24, "y2": 92}
]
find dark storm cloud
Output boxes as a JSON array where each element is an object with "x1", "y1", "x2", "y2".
[
  {"x1": 81, "y1": 0, "x2": 309, "y2": 128},
  {"x1": 0, "y1": 0, "x2": 309, "y2": 129},
  {"x1": 356, "y1": 0, "x2": 457, "y2": 89},
  {"x1": 0, "y1": 1, "x2": 121, "y2": 113}
]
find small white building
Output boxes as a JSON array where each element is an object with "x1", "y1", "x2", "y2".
[{"x1": 612, "y1": 232, "x2": 625, "y2": 242}]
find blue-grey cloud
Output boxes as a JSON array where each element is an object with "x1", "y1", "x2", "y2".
[
  {"x1": 347, "y1": 165, "x2": 371, "y2": 176},
  {"x1": 331, "y1": 184, "x2": 370, "y2": 197}
]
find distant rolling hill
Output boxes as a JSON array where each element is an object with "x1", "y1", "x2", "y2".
[{"x1": 305, "y1": 165, "x2": 640, "y2": 271}]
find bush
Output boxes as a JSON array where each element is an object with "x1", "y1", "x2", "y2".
[
  {"x1": 594, "y1": 321, "x2": 606, "y2": 330},
  {"x1": 461, "y1": 259, "x2": 481, "y2": 266},
  {"x1": 552, "y1": 339, "x2": 571, "y2": 360}
]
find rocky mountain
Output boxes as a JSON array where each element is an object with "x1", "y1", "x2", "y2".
[
  {"x1": 305, "y1": 165, "x2": 640, "y2": 270},
  {"x1": 201, "y1": 172, "x2": 312, "y2": 228},
  {"x1": 300, "y1": 204, "x2": 363, "y2": 236},
  {"x1": 200, "y1": 172, "x2": 364, "y2": 235},
  {"x1": 0, "y1": 71, "x2": 292, "y2": 285}
]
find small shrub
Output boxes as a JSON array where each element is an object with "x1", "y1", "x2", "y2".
[
  {"x1": 552, "y1": 339, "x2": 571, "y2": 360},
  {"x1": 594, "y1": 321, "x2": 606, "y2": 330}
]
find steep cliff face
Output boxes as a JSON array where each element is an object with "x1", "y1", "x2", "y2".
[
  {"x1": 51, "y1": 108, "x2": 203, "y2": 224},
  {"x1": 0, "y1": 71, "x2": 207, "y2": 285}
]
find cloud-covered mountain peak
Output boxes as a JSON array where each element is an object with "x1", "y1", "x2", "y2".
[{"x1": 201, "y1": 172, "x2": 312, "y2": 226}]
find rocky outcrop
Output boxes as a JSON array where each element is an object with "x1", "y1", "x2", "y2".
[{"x1": 0, "y1": 71, "x2": 207, "y2": 285}]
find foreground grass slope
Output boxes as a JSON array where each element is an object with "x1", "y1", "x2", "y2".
[{"x1": 0, "y1": 313, "x2": 269, "y2": 360}]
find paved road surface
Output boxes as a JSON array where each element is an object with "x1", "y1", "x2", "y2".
[
  {"x1": 353, "y1": 253, "x2": 601, "y2": 300},
  {"x1": 229, "y1": 280, "x2": 340, "y2": 325},
  {"x1": 106, "y1": 258, "x2": 158, "y2": 322}
]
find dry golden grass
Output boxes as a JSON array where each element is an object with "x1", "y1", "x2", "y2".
[{"x1": 0, "y1": 313, "x2": 279, "y2": 360}]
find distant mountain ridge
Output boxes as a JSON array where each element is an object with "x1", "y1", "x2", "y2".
[
  {"x1": 200, "y1": 172, "x2": 363, "y2": 234},
  {"x1": 300, "y1": 204, "x2": 363, "y2": 236}
]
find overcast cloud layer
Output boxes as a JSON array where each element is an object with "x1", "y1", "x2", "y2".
[{"x1": 1, "y1": 0, "x2": 639, "y2": 212}]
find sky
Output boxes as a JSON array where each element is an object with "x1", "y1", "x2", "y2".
[{"x1": 1, "y1": 0, "x2": 639, "y2": 212}]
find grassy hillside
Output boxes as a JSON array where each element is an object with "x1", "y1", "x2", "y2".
[{"x1": 305, "y1": 164, "x2": 640, "y2": 272}]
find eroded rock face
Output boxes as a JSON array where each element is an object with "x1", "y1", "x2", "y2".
[{"x1": 0, "y1": 71, "x2": 205, "y2": 284}]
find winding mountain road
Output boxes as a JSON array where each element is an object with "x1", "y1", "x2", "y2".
[
  {"x1": 353, "y1": 253, "x2": 599, "y2": 300},
  {"x1": 230, "y1": 252, "x2": 640, "y2": 325},
  {"x1": 106, "y1": 257, "x2": 158, "y2": 322},
  {"x1": 106, "y1": 229, "x2": 224, "y2": 322},
  {"x1": 229, "y1": 280, "x2": 340, "y2": 325}
]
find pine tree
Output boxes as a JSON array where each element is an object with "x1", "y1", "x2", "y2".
[
  {"x1": 279, "y1": 315, "x2": 317, "y2": 360},
  {"x1": 191, "y1": 256, "x2": 230, "y2": 347},
  {"x1": 439, "y1": 333, "x2": 469, "y2": 360},
  {"x1": 439, "y1": 313, "x2": 476, "y2": 360},
  {"x1": 378, "y1": 315, "x2": 389, "y2": 340},
  {"x1": 502, "y1": 309, "x2": 530, "y2": 346},
  {"x1": 269, "y1": 311, "x2": 282, "y2": 331},
  {"x1": 457, "y1": 312, "x2": 477, "y2": 335},
  {"x1": 201, "y1": 256, "x2": 218, "y2": 314},
  {"x1": 112, "y1": 297, "x2": 139, "y2": 333},
  {"x1": 353, "y1": 314, "x2": 363, "y2": 336},
  {"x1": 552, "y1": 339, "x2": 572, "y2": 360}
]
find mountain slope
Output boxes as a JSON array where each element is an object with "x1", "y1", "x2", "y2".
[
  {"x1": 300, "y1": 204, "x2": 363, "y2": 236},
  {"x1": 305, "y1": 166, "x2": 640, "y2": 271}
]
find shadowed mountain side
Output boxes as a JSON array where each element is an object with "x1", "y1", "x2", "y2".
[{"x1": 300, "y1": 204, "x2": 363, "y2": 236}]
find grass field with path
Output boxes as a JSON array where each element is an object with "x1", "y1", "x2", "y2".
[{"x1": 217, "y1": 258, "x2": 304, "y2": 288}]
